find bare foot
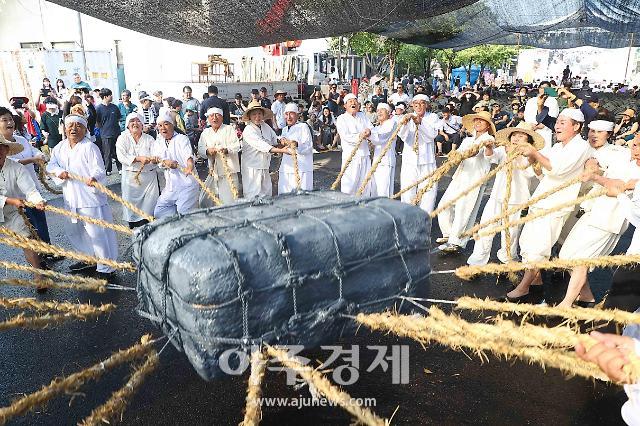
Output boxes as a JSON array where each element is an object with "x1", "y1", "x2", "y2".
[{"x1": 506, "y1": 286, "x2": 529, "y2": 298}]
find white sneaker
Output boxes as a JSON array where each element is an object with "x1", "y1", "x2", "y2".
[{"x1": 435, "y1": 236, "x2": 449, "y2": 244}]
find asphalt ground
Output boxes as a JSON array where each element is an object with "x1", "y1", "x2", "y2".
[{"x1": 0, "y1": 150, "x2": 633, "y2": 425}]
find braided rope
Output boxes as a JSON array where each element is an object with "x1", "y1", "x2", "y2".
[
  {"x1": 412, "y1": 122, "x2": 420, "y2": 154},
  {"x1": 502, "y1": 159, "x2": 514, "y2": 272},
  {"x1": 290, "y1": 146, "x2": 302, "y2": 190},
  {"x1": 0, "y1": 297, "x2": 114, "y2": 315},
  {"x1": 330, "y1": 137, "x2": 365, "y2": 191},
  {"x1": 240, "y1": 350, "x2": 268, "y2": 426},
  {"x1": 17, "y1": 207, "x2": 41, "y2": 241},
  {"x1": 266, "y1": 345, "x2": 387, "y2": 426},
  {"x1": 24, "y1": 202, "x2": 132, "y2": 236},
  {"x1": 0, "y1": 307, "x2": 113, "y2": 332},
  {"x1": 133, "y1": 166, "x2": 144, "y2": 186},
  {"x1": 0, "y1": 226, "x2": 136, "y2": 272},
  {"x1": 411, "y1": 142, "x2": 485, "y2": 206},
  {"x1": 217, "y1": 151, "x2": 239, "y2": 199},
  {"x1": 184, "y1": 167, "x2": 223, "y2": 206},
  {"x1": 0, "y1": 260, "x2": 106, "y2": 287},
  {"x1": 461, "y1": 176, "x2": 583, "y2": 238},
  {"x1": 79, "y1": 351, "x2": 159, "y2": 426},
  {"x1": 429, "y1": 150, "x2": 519, "y2": 218},
  {"x1": 64, "y1": 173, "x2": 155, "y2": 223},
  {"x1": 0, "y1": 277, "x2": 107, "y2": 293},
  {"x1": 37, "y1": 165, "x2": 63, "y2": 195},
  {"x1": 475, "y1": 188, "x2": 607, "y2": 239},
  {"x1": 455, "y1": 253, "x2": 640, "y2": 281},
  {"x1": 0, "y1": 335, "x2": 154, "y2": 423},
  {"x1": 356, "y1": 123, "x2": 402, "y2": 196}
]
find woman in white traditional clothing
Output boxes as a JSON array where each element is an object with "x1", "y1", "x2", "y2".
[
  {"x1": 436, "y1": 110, "x2": 495, "y2": 254},
  {"x1": 335, "y1": 94, "x2": 375, "y2": 196},
  {"x1": 198, "y1": 107, "x2": 241, "y2": 206},
  {"x1": 556, "y1": 129, "x2": 640, "y2": 308},
  {"x1": 369, "y1": 103, "x2": 397, "y2": 197},
  {"x1": 115, "y1": 112, "x2": 160, "y2": 228},
  {"x1": 278, "y1": 103, "x2": 313, "y2": 194},
  {"x1": 47, "y1": 114, "x2": 119, "y2": 280},
  {"x1": 0, "y1": 134, "x2": 48, "y2": 291},
  {"x1": 467, "y1": 123, "x2": 545, "y2": 266},
  {"x1": 152, "y1": 111, "x2": 199, "y2": 218},
  {"x1": 241, "y1": 100, "x2": 288, "y2": 198}
]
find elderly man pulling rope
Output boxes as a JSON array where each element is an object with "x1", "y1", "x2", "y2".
[{"x1": 279, "y1": 103, "x2": 314, "y2": 194}]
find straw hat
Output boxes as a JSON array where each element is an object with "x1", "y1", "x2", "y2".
[
  {"x1": 242, "y1": 100, "x2": 273, "y2": 122},
  {"x1": 461, "y1": 110, "x2": 497, "y2": 136},
  {"x1": 0, "y1": 133, "x2": 24, "y2": 156},
  {"x1": 621, "y1": 108, "x2": 636, "y2": 118},
  {"x1": 495, "y1": 122, "x2": 545, "y2": 150}
]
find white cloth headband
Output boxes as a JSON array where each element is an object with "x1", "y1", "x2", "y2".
[
  {"x1": 64, "y1": 114, "x2": 87, "y2": 128},
  {"x1": 125, "y1": 112, "x2": 144, "y2": 128},
  {"x1": 206, "y1": 107, "x2": 223, "y2": 116},
  {"x1": 588, "y1": 119, "x2": 614, "y2": 132}
]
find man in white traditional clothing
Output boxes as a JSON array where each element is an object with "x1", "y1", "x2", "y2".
[
  {"x1": 368, "y1": 103, "x2": 397, "y2": 197},
  {"x1": 278, "y1": 103, "x2": 314, "y2": 194},
  {"x1": 524, "y1": 81, "x2": 559, "y2": 150},
  {"x1": 335, "y1": 93, "x2": 374, "y2": 196},
  {"x1": 271, "y1": 90, "x2": 287, "y2": 135},
  {"x1": 467, "y1": 123, "x2": 544, "y2": 265},
  {"x1": 556, "y1": 128, "x2": 640, "y2": 308},
  {"x1": 47, "y1": 114, "x2": 119, "y2": 279},
  {"x1": 152, "y1": 111, "x2": 199, "y2": 218},
  {"x1": 436, "y1": 111, "x2": 495, "y2": 254},
  {"x1": 0, "y1": 134, "x2": 48, "y2": 291},
  {"x1": 197, "y1": 107, "x2": 241, "y2": 206},
  {"x1": 115, "y1": 112, "x2": 160, "y2": 228},
  {"x1": 506, "y1": 108, "x2": 594, "y2": 303},
  {"x1": 241, "y1": 100, "x2": 288, "y2": 198},
  {"x1": 397, "y1": 94, "x2": 440, "y2": 212}
]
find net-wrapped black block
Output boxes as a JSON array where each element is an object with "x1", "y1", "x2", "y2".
[{"x1": 134, "y1": 190, "x2": 430, "y2": 380}]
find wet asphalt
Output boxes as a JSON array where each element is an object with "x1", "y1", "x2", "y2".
[{"x1": 0, "y1": 150, "x2": 632, "y2": 425}]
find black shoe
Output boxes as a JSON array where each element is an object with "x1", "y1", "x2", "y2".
[
  {"x1": 45, "y1": 254, "x2": 64, "y2": 262},
  {"x1": 36, "y1": 285, "x2": 48, "y2": 294},
  {"x1": 501, "y1": 292, "x2": 544, "y2": 304},
  {"x1": 529, "y1": 284, "x2": 544, "y2": 294},
  {"x1": 573, "y1": 300, "x2": 596, "y2": 308},
  {"x1": 95, "y1": 271, "x2": 115, "y2": 282},
  {"x1": 69, "y1": 262, "x2": 95, "y2": 273}
]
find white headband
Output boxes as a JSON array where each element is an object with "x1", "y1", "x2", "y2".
[
  {"x1": 45, "y1": 103, "x2": 58, "y2": 109},
  {"x1": 206, "y1": 107, "x2": 223, "y2": 117},
  {"x1": 125, "y1": 112, "x2": 144, "y2": 128},
  {"x1": 558, "y1": 108, "x2": 585, "y2": 123},
  {"x1": 395, "y1": 104, "x2": 406, "y2": 111},
  {"x1": 284, "y1": 103, "x2": 298, "y2": 114},
  {"x1": 376, "y1": 103, "x2": 391, "y2": 112},
  {"x1": 343, "y1": 93, "x2": 357, "y2": 102},
  {"x1": 156, "y1": 111, "x2": 175, "y2": 125},
  {"x1": 588, "y1": 119, "x2": 614, "y2": 132},
  {"x1": 64, "y1": 114, "x2": 87, "y2": 128},
  {"x1": 413, "y1": 94, "x2": 429, "y2": 102}
]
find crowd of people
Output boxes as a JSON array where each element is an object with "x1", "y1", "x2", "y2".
[{"x1": 1, "y1": 69, "x2": 640, "y2": 414}]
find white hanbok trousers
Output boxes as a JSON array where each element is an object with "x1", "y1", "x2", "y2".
[
  {"x1": 467, "y1": 197, "x2": 523, "y2": 265},
  {"x1": 559, "y1": 213, "x2": 627, "y2": 260},
  {"x1": 199, "y1": 172, "x2": 240, "y2": 207},
  {"x1": 154, "y1": 185, "x2": 199, "y2": 218},
  {"x1": 519, "y1": 208, "x2": 572, "y2": 263},
  {"x1": 278, "y1": 171, "x2": 313, "y2": 194},
  {"x1": 341, "y1": 156, "x2": 373, "y2": 196},
  {"x1": 400, "y1": 163, "x2": 437, "y2": 213},
  {"x1": 1, "y1": 208, "x2": 30, "y2": 237},
  {"x1": 373, "y1": 165, "x2": 395, "y2": 198},
  {"x1": 65, "y1": 205, "x2": 118, "y2": 273},
  {"x1": 242, "y1": 167, "x2": 272, "y2": 199},
  {"x1": 121, "y1": 169, "x2": 159, "y2": 223},
  {"x1": 437, "y1": 183, "x2": 485, "y2": 248}
]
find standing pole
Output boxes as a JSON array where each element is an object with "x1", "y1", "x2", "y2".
[
  {"x1": 625, "y1": 33, "x2": 635, "y2": 83},
  {"x1": 77, "y1": 12, "x2": 89, "y2": 80}
]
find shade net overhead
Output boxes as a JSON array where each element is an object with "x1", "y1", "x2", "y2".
[{"x1": 50, "y1": 0, "x2": 640, "y2": 49}]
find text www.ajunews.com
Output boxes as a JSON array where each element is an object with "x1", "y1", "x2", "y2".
[{"x1": 258, "y1": 396, "x2": 376, "y2": 409}]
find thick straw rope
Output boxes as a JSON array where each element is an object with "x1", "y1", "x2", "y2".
[
  {"x1": 266, "y1": 345, "x2": 387, "y2": 426},
  {"x1": 79, "y1": 351, "x2": 159, "y2": 426},
  {"x1": 429, "y1": 150, "x2": 519, "y2": 218},
  {"x1": 461, "y1": 176, "x2": 583, "y2": 238},
  {"x1": 412, "y1": 122, "x2": 420, "y2": 154},
  {"x1": 184, "y1": 167, "x2": 223, "y2": 206},
  {"x1": 23, "y1": 202, "x2": 133, "y2": 236},
  {"x1": 290, "y1": 146, "x2": 302, "y2": 190},
  {"x1": 475, "y1": 187, "x2": 607, "y2": 239},
  {"x1": 0, "y1": 226, "x2": 136, "y2": 272},
  {"x1": 0, "y1": 260, "x2": 106, "y2": 288},
  {"x1": 217, "y1": 151, "x2": 239, "y2": 199},
  {"x1": 330, "y1": 137, "x2": 366, "y2": 191},
  {"x1": 0, "y1": 298, "x2": 114, "y2": 315},
  {"x1": 356, "y1": 309, "x2": 610, "y2": 381},
  {"x1": 240, "y1": 350, "x2": 268, "y2": 426},
  {"x1": 456, "y1": 253, "x2": 640, "y2": 281},
  {"x1": 37, "y1": 165, "x2": 63, "y2": 195},
  {"x1": 356, "y1": 123, "x2": 402, "y2": 196},
  {"x1": 17, "y1": 207, "x2": 40, "y2": 241},
  {"x1": 0, "y1": 335, "x2": 153, "y2": 424},
  {"x1": 406, "y1": 141, "x2": 486, "y2": 205},
  {"x1": 0, "y1": 308, "x2": 112, "y2": 331},
  {"x1": 455, "y1": 296, "x2": 640, "y2": 325},
  {"x1": 0, "y1": 277, "x2": 106, "y2": 293},
  {"x1": 64, "y1": 172, "x2": 155, "y2": 223}
]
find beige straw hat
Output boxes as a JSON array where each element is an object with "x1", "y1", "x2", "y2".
[
  {"x1": 495, "y1": 122, "x2": 545, "y2": 150},
  {"x1": 461, "y1": 110, "x2": 497, "y2": 136},
  {"x1": 0, "y1": 133, "x2": 24, "y2": 156},
  {"x1": 242, "y1": 100, "x2": 273, "y2": 122}
]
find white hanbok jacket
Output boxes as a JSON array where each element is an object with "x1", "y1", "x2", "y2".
[
  {"x1": 153, "y1": 132, "x2": 198, "y2": 193},
  {"x1": 198, "y1": 124, "x2": 241, "y2": 174},
  {"x1": 369, "y1": 119, "x2": 397, "y2": 167},
  {"x1": 281, "y1": 122, "x2": 314, "y2": 173},
  {"x1": 0, "y1": 158, "x2": 44, "y2": 223},
  {"x1": 242, "y1": 123, "x2": 277, "y2": 170}
]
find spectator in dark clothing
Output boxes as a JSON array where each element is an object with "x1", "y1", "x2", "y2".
[
  {"x1": 259, "y1": 87, "x2": 272, "y2": 109},
  {"x1": 199, "y1": 85, "x2": 230, "y2": 125},
  {"x1": 491, "y1": 103, "x2": 509, "y2": 130},
  {"x1": 95, "y1": 88, "x2": 122, "y2": 174},
  {"x1": 458, "y1": 90, "x2": 479, "y2": 116},
  {"x1": 117, "y1": 89, "x2": 137, "y2": 132},
  {"x1": 40, "y1": 100, "x2": 63, "y2": 150},
  {"x1": 370, "y1": 85, "x2": 386, "y2": 109},
  {"x1": 152, "y1": 90, "x2": 163, "y2": 116},
  {"x1": 184, "y1": 106, "x2": 201, "y2": 152},
  {"x1": 507, "y1": 107, "x2": 525, "y2": 128}
]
